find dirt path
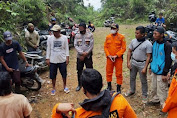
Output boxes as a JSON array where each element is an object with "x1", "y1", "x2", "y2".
[{"x1": 29, "y1": 25, "x2": 164, "y2": 118}]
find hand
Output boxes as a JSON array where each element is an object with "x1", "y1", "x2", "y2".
[
  {"x1": 141, "y1": 68, "x2": 147, "y2": 74},
  {"x1": 108, "y1": 55, "x2": 114, "y2": 62},
  {"x1": 34, "y1": 45, "x2": 37, "y2": 49},
  {"x1": 25, "y1": 62, "x2": 30, "y2": 67},
  {"x1": 66, "y1": 58, "x2": 69, "y2": 65},
  {"x1": 82, "y1": 52, "x2": 88, "y2": 57},
  {"x1": 167, "y1": 73, "x2": 171, "y2": 80},
  {"x1": 79, "y1": 56, "x2": 85, "y2": 61},
  {"x1": 162, "y1": 75, "x2": 168, "y2": 82},
  {"x1": 46, "y1": 59, "x2": 50, "y2": 66},
  {"x1": 112, "y1": 55, "x2": 118, "y2": 62},
  {"x1": 149, "y1": 69, "x2": 152, "y2": 75},
  {"x1": 127, "y1": 62, "x2": 132, "y2": 70},
  {"x1": 7, "y1": 67, "x2": 13, "y2": 72},
  {"x1": 57, "y1": 103, "x2": 76, "y2": 118}
]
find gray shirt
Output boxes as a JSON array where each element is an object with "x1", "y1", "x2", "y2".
[
  {"x1": 129, "y1": 39, "x2": 152, "y2": 67},
  {"x1": 74, "y1": 30, "x2": 94, "y2": 58}
]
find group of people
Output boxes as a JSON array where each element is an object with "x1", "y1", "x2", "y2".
[
  {"x1": 0, "y1": 13, "x2": 177, "y2": 117},
  {"x1": 48, "y1": 22, "x2": 177, "y2": 117}
]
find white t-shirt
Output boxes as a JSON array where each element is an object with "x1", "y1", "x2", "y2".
[
  {"x1": 0, "y1": 93, "x2": 32, "y2": 118},
  {"x1": 46, "y1": 35, "x2": 69, "y2": 63}
]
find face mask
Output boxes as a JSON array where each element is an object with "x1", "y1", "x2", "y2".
[
  {"x1": 80, "y1": 30, "x2": 86, "y2": 34},
  {"x1": 110, "y1": 30, "x2": 117, "y2": 34},
  {"x1": 171, "y1": 52, "x2": 176, "y2": 61}
]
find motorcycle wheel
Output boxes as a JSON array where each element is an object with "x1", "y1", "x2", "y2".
[{"x1": 24, "y1": 78, "x2": 41, "y2": 91}]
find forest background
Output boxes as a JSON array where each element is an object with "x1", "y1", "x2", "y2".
[{"x1": 0, "y1": 0, "x2": 176, "y2": 43}]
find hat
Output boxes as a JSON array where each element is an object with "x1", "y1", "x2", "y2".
[
  {"x1": 51, "y1": 17, "x2": 56, "y2": 21},
  {"x1": 79, "y1": 22, "x2": 86, "y2": 29},
  {"x1": 3, "y1": 31, "x2": 13, "y2": 40},
  {"x1": 51, "y1": 25, "x2": 61, "y2": 31},
  {"x1": 111, "y1": 23, "x2": 119, "y2": 29},
  {"x1": 28, "y1": 23, "x2": 34, "y2": 28},
  {"x1": 155, "y1": 26, "x2": 165, "y2": 34}
]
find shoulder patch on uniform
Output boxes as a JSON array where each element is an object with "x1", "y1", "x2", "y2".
[{"x1": 109, "y1": 110, "x2": 119, "y2": 118}]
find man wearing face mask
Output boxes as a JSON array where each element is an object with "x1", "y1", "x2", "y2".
[
  {"x1": 104, "y1": 23, "x2": 126, "y2": 93},
  {"x1": 148, "y1": 26, "x2": 172, "y2": 115},
  {"x1": 25, "y1": 23, "x2": 40, "y2": 52},
  {"x1": 74, "y1": 22, "x2": 94, "y2": 91},
  {"x1": 162, "y1": 42, "x2": 177, "y2": 118},
  {"x1": 125, "y1": 26, "x2": 152, "y2": 103}
]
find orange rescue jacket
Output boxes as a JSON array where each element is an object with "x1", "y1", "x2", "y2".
[
  {"x1": 51, "y1": 94, "x2": 137, "y2": 118},
  {"x1": 104, "y1": 33, "x2": 126, "y2": 57},
  {"x1": 162, "y1": 70, "x2": 177, "y2": 118}
]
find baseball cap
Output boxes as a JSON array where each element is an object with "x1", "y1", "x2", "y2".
[
  {"x1": 51, "y1": 17, "x2": 56, "y2": 21},
  {"x1": 155, "y1": 26, "x2": 165, "y2": 34},
  {"x1": 3, "y1": 31, "x2": 13, "y2": 40},
  {"x1": 51, "y1": 25, "x2": 61, "y2": 31},
  {"x1": 111, "y1": 23, "x2": 119, "y2": 29}
]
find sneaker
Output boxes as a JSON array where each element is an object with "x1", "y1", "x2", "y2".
[
  {"x1": 64, "y1": 87, "x2": 70, "y2": 94},
  {"x1": 142, "y1": 96, "x2": 148, "y2": 103},
  {"x1": 51, "y1": 90, "x2": 56, "y2": 95},
  {"x1": 124, "y1": 91, "x2": 135, "y2": 97}
]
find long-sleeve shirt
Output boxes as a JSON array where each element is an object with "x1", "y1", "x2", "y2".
[
  {"x1": 51, "y1": 92, "x2": 137, "y2": 118},
  {"x1": 46, "y1": 35, "x2": 69, "y2": 63},
  {"x1": 162, "y1": 70, "x2": 177, "y2": 118},
  {"x1": 74, "y1": 30, "x2": 94, "y2": 58},
  {"x1": 104, "y1": 33, "x2": 126, "y2": 57},
  {"x1": 25, "y1": 30, "x2": 40, "y2": 48}
]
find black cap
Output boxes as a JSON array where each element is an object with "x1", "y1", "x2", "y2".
[
  {"x1": 79, "y1": 22, "x2": 86, "y2": 29},
  {"x1": 111, "y1": 23, "x2": 119, "y2": 29},
  {"x1": 155, "y1": 26, "x2": 165, "y2": 34}
]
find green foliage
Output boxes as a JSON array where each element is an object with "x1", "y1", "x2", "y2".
[
  {"x1": 0, "y1": 1, "x2": 18, "y2": 42},
  {"x1": 12, "y1": 0, "x2": 47, "y2": 26}
]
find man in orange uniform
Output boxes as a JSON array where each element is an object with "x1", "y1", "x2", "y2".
[
  {"x1": 162, "y1": 42, "x2": 177, "y2": 117},
  {"x1": 104, "y1": 23, "x2": 126, "y2": 92},
  {"x1": 51, "y1": 69, "x2": 137, "y2": 118}
]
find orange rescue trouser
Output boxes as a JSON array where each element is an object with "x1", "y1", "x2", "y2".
[{"x1": 106, "y1": 57, "x2": 123, "y2": 85}]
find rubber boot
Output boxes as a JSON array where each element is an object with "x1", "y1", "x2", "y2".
[
  {"x1": 76, "y1": 78, "x2": 81, "y2": 91},
  {"x1": 107, "y1": 82, "x2": 112, "y2": 91},
  {"x1": 117, "y1": 84, "x2": 121, "y2": 93}
]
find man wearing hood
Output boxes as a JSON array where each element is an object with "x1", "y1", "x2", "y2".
[
  {"x1": 104, "y1": 23, "x2": 126, "y2": 93},
  {"x1": 148, "y1": 26, "x2": 172, "y2": 115},
  {"x1": 51, "y1": 69, "x2": 137, "y2": 118}
]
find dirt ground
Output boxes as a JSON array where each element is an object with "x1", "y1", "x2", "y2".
[{"x1": 28, "y1": 25, "x2": 167, "y2": 118}]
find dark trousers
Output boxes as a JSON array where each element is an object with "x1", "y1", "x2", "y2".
[
  {"x1": 77, "y1": 56, "x2": 93, "y2": 85},
  {"x1": 10, "y1": 70, "x2": 21, "y2": 87}
]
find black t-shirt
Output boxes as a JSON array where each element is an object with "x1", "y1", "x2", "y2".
[{"x1": 0, "y1": 40, "x2": 22, "y2": 70}]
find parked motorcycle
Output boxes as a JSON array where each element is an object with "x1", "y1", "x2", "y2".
[
  {"x1": 0, "y1": 61, "x2": 41, "y2": 91},
  {"x1": 24, "y1": 50, "x2": 47, "y2": 70},
  {"x1": 104, "y1": 17, "x2": 115, "y2": 27},
  {"x1": 164, "y1": 23, "x2": 177, "y2": 43}
]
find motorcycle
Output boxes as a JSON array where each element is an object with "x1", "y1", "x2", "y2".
[
  {"x1": 104, "y1": 17, "x2": 115, "y2": 27},
  {"x1": 164, "y1": 23, "x2": 177, "y2": 43},
  {"x1": 24, "y1": 50, "x2": 47, "y2": 71},
  {"x1": 0, "y1": 61, "x2": 42, "y2": 91}
]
